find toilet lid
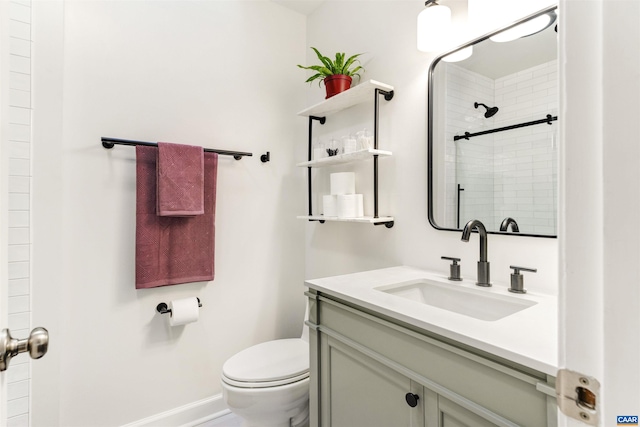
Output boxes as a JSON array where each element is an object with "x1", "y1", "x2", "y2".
[{"x1": 222, "y1": 338, "x2": 309, "y2": 383}]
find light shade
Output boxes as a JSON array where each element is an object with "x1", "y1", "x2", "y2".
[
  {"x1": 417, "y1": 2, "x2": 452, "y2": 52},
  {"x1": 490, "y1": 13, "x2": 555, "y2": 42},
  {"x1": 442, "y1": 46, "x2": 473, "y2": 62},
  {"x1": 468, "y1": 0, "x2": 556, "y2": 36}
]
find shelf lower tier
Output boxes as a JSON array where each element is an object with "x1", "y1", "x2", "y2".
[{"x1": 297, "y1": 215, "x2": 394, "y2": 226}]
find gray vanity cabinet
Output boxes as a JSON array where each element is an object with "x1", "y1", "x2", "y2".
[{"x1": 307, "y1": 290, "x2": 557, "y2": 427}]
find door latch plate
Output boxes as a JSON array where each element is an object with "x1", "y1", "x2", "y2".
[{"x1": 556, "y1": 369, "x2": 600, "y2": 425}]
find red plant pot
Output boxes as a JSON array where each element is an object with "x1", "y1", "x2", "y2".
[{"x1": 324, "y1": 75, "x2": 352, "y2": 99}]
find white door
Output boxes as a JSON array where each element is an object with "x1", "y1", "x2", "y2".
[
  {"x1": 1, "y1": 1, "x2": 53, "y2": 425},
  {"x1": 559, "y1": 0, "x2": 640, "y2": 426}
]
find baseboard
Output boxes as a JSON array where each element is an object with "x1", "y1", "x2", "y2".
[{"x1": 121, "y1": 394, "x2": 230, "y2": 427}]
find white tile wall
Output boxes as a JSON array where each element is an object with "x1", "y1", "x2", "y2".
[
  {"x1": 442, "y1": 60, "x2": 558, "y2": 234},
  {"x1": 6, "y1": 0, "x2": 32, "y2": 425},
  {"x1": 443, "y1": 64, "x2": 497, "y2": 229}
]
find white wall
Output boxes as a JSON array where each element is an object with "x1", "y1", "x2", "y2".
[
  {"x1": 304, "y1": 1, "x2": 558, "y2": 295},
  {"x1": 30, "y1": 1, "x2": 307, "y2": 425}
]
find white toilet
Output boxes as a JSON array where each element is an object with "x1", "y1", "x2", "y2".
[{"x1": 221, "y1": 304, "x2": 310, "y2": 427}]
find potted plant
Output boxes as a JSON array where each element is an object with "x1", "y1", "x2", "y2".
[{"x1": 298, "y1": 47, "x2": 364, "y2": 99}]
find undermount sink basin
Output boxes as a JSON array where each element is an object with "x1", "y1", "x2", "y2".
[{"x1": 376, "y1": 279, "x2": 537, "y2": 321}]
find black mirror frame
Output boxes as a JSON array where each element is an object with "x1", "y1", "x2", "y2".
[{"x1": 427, "y1": 4, "x2": 559, "y2": 239}]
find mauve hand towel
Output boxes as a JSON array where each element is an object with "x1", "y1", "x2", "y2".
[
  {"x1": 136, "y1": 145, "x2": 217, "y2": 288},
  {"x1": 156, "y1": 142, "x2": 204, "y2": 216}
]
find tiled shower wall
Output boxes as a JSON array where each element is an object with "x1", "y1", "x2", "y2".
[
  {"x1": 444, "y1": 65, "x2": 496, "y2": 229},
  {"x1": 6, "y1": 0, "x2": 32, "y2": 425},
  {"x1": 493, "y1": 60, "x2": 558, "y2": 235},
  {"x1": 443, "y1": 59, "x2": 558, "y2": 234}
]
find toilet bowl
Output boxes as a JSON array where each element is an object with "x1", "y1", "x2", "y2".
[{"x1": 221, "y1": 304, "x2": 309, "y2": 427}]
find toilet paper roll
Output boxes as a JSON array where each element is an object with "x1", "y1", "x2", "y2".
[
  {"x1": 169, "y1": 297, "x2": 200, "y2": 326},
  {"x1": 323, "y1": 195, "x2": 338, "y2": 217},
  {"x1": 330, "y1": 172, "x2": 355, "y2": 195},
  {"x1": 337, "y1": 194, "x2": 364, "y2": 218}
]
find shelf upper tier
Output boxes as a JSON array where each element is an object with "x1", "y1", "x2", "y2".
[
  {"x1": 296, "y1": 148, "x2": 392, "y2": 168},
  {"x1": 297, "y1": 80, "x2": 394, "y2": 118}
]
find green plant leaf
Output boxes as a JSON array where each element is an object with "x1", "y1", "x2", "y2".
[
  {"x1": 342, "y1": 53, "x2": 362, "y2": 75},
  {"x1": 311, "y1": 47, "x2": 334, "y2": 72},
  {"x1": 335, "y1": 52, "x2": 345, "y2": 74}
]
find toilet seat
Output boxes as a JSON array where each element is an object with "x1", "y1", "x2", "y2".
[{"x1": 222, "y1": 338, "x2": 309, "y2": 389}]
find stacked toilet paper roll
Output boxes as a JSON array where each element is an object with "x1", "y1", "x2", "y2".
[
  {"x1": 337, "y1": 194, "x2": 364, "y2": 218},
  {"x1": 322, "y1": 172, "x2": 364, "y2": 218},
  {"x1": 330, "y1": 172, "x2": 355, "y2": 195}
]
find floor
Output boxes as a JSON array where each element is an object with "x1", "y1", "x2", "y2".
[{"x1": 197, "y1": 413, "x2": 242, "y2": 427}]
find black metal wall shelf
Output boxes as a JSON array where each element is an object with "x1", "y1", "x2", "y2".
[{"x1": 297, "y1": 80, "x2": 395, "y2": 228}]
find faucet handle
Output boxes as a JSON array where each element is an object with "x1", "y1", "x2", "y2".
[
  {"x1": 441, "y1": 256, "x2": 462, "y2": 281},
  {"x1": 509, "y1": 265, "x2": 537, "y2": 293}
]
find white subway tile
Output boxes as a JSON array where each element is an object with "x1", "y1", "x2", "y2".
[
  {"x1": 9, "y1": 89, "x2": 29, "y2": 109},
  {"x1": 7, "y1": 313, "x2": 30, "y2": 333},
  {"x1": 9, "y1": 107, "x2": 30, "y2": 125},
  {"x1": 8, "y1": 350, "x2": 30, "y2": 367},
  {"x1": 8, "y1": 296, "x2": 29, "y2": 314},
  {"x1": 8, "y1": 176, "x2": 29, "y2": 193},
  {"x1": 8, "y1": 262, "x2": 29, "y2": 280},
  {"x1": 9, "y1": 55, "x2": 29, "y2": 74},
  {"x1": 6, "y1": 397, "x2": 28, "y2": 418},
  {"x1": 8, "y1": 228, "x2": 29, "y2": 245},
  {"x1": 9, "y1": 124, "x2": 30, "y2": 143},
  {"x1": 9, "y1": 20, "x2": 30, "y2": 40},
  {"x1": 9, "y1": 71, "x2": 29, "y2": 91},
  {"x1": 8, "y1": 210, "x2": 29, "y2": 227},
  {"x1": 9, "y1": 38, "x2": 30, "y2": 59},
  {"x1": 8, "y1": 158, "x2": 30, "y2": 176},
  {"x1": 7, "y1": 381, "x2": 29, "y2": 401},
  {"x1": 6, "y1": 413, "x2": 28, "y2": 427},
  {"x1": 9, "y1": 141, "x2": 30, "y2": 159},
  {"x1": 8, "y1": 279, "x2": 29, "y2": 297},
  {"x1": 8, "y1": 243, "x2": 29, "y2": 261},
  {"x1": 8, "y1": 193, "x2": 29, "y2": 210},
  {"x1": 10, "y1": 3, "x2": 31, "y2": 23}
]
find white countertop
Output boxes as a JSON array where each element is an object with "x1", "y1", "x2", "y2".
[{"x1": 305, "y1": 266, "x2": 558, "y2": 376}]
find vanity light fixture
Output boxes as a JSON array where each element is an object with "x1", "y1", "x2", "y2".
[
  {"x1": 417, "y1": 0, "x2": 451, "y2": 52},
  {"x1": 442, "y1": 46, "x2": 473, "y2": 62},
  {"x1": 490, "y1": 11, "x2": 557, "y2": 43}
]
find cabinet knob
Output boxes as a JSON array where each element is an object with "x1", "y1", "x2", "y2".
[{"x1": 405, "y1": 392, "x2": 420, "y2": 408}]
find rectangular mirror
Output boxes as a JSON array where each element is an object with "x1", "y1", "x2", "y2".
[{"x1": 428, "y1": 5, "x2": 558, "y2": 237}]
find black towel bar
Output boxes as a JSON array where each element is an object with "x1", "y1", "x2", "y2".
[{"x1": 101, "y1": 137, "x2": 253, "y2": 160}]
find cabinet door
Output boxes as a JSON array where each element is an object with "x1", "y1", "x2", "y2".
[
  {"x1": 322, "y1": 336, "x2": 423, "y2": 427},
  {"x1": 426, "y1": 394, "x2": 498, "y2": 427}
]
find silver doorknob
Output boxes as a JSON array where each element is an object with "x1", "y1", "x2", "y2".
[{"x1": 0, "y1": 327, "x2": 49, "y2": 371}]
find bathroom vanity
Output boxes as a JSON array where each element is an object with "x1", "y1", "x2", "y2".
[{"x1": 305, "y1": 266, "x2": 557, "y2": 427}]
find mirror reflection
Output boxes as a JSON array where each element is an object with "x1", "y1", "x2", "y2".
[{"x1": 429, "y1": 7, "x2": 558, "y2": 237}]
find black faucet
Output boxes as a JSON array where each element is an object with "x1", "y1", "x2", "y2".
[{"x1": 461, "y1": 219, "x2": 491, "y2": 287}]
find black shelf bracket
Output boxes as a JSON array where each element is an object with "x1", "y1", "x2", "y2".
[
  {"x1": 373, "y1": 88, "x2": 393, "y2": 220},
  {"x1": 308, "y1": 116, "x2": 326, "y2": 221}
]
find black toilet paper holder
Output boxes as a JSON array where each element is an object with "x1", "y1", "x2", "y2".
[{"x1": 156, "y1": 298, "x2": 202, "y2": 315}]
